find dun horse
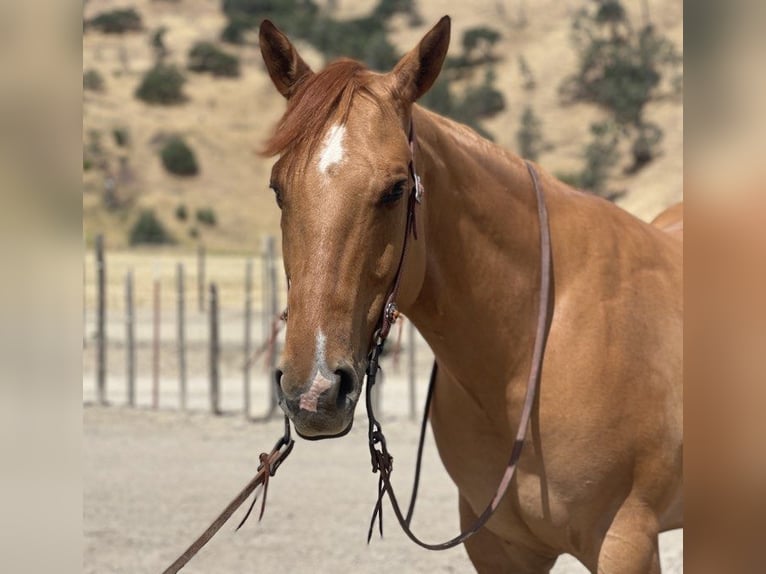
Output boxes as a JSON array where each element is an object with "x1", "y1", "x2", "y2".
[{"x1": 259, "y1": 17, "x2": 682, "y2": 573}]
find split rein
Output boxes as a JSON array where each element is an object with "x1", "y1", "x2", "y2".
[
  {"x1": 162, "y1": 120, "x2": 552, "y2": 570},
  {"x1": 363, "y1": 126, "x2": 553, "y2": 550}
]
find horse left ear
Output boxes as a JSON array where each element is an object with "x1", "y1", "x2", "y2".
[
  {"x1": 390, "y1": 16, "x2": 451, "y2": 103},
  {"x1": 259, "y1": 19, "x2": 314, "y2": 99}
]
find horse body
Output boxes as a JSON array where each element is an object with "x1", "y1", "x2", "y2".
[
  {"x1": 258, "y1": 17, "x2": 682, "y2": 572},
  {"x1": 405, "y1": 106, "x2": 682, "y2": 571}
]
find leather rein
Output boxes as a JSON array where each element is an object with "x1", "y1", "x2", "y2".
[
  {"x1": 161, "y1": 117, "x2": 552, "y2": 571},
  {"x1": 363, "y1": 118, "x2": 553, "y2": 549}
]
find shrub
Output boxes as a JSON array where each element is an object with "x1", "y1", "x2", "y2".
[
  {"x1": 188, "y1": 227, "x2": 199, "y2": 239},
  {"x1": 518, "y1": 55, "x2": 536, "y2": 91},
  {"x1": 135, "y1": 64, "x2": 187, "y2": 105},
  {"x1": 560, "y1": 1, "x2": 681, "y2": 167},
  {"x1": 196, "y1": 207, "x2": 217, "y2": 226},
  {"x1": 175, "y1": 204, "x2": 188, "y2": 221},
  {"x1": 112, "y1": 127, "x2": 130, "y2": 148},
  {"x1": 151, "y1": 27, "x2": 169, "y2": 63},
  {"x1": 129, "y1": 210, "x2": 173, "y2": 245},
  {"x1": 160, "y1": 137, "x2": 199, "y2": 176},
  {"x1": 628, "y1": 121, "x2": 663, "y2": 173},
  {"x1": 220, "y1": 16, "x2": 249, "y2": 44},
  {"x1": 187, "y1": 42, "x2": 240, "y2": 77},
  {"x1": 579, "y1": 122, "x2": 621, "y2": 197},
  {"x1": 87, "y1": 8, "x2": 143, "y2": 34},
  {"x1": 516, "y1": 106, "x2": 548, "y2": 162},
  {"x1": 462, "y1": 26, "x2": 501, "y2": 59},
  {"x1": 83, "y1": 69, "x2": 105, "y2": 92}
]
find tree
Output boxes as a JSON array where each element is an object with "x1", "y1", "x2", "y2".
[
  {"x1": 560, "y1": 0, "x2": 681, "y2": 171},
  {"x1": 516, "y1": 106, "x2": 548, "y2": 161},
  {"x1": 187, "y1": 42, "x2": 240, "y2": 77}
]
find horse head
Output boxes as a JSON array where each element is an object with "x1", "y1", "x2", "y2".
[{"x1": 259, "y1": 17, "x2": 451, "y2": 438}]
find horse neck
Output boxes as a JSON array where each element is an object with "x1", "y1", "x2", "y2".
[{"x1": 404, "y1": 107, "x2": 546, "y2": 389}]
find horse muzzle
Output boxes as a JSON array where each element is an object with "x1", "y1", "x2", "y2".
[{"x1": 275, "y1": 365, "x2": 360, "y2": 439}]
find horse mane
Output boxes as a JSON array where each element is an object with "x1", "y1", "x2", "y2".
[{"x1": 262, "y1": 59, "x2": 372, "y2": 159}]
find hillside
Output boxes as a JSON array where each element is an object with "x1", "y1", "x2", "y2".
[{"x1": 83, "y1": 0, "x2": 683, "y2": 253}]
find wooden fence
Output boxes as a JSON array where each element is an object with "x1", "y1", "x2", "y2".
[{"x1": 84, "y1": 234, "x2": 424, "y2": 421}]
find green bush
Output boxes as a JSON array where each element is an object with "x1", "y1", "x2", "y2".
[
  {"x1": 112, "y1": 127, "x2": 130, "y2": 148},
  {"x1": 87, "y1": 8, "x2": 143, "y2": 34},
  {"x1": 187, "y1": 42, "x2": 240, "y2": 77},
  {"x1": 560, "y1": 0, "x2": 681, "y2": 169},
  {"x1": 175, "y1": 204, "x2": 188, "y2": 221},
  {"x1": 151, "y1": 27, "x2": 169, "y2": 63},
  {"x1": 129, "y1": 210, "x2": 173, "y2": 245},
  {"x1": 516, "y1": 106, "x2": 548, "y2": 161},
  {"x1": 196, "y1": 207, "x2": 217, "y2": 226},
  {"x1": 135, "y1": 64, "x2": 187, "y2": 105},
  {"x1": 83, "y1": 69, "x2": 105, "y2": 92},
  {"x1": 518, "y1": 55, "x2": 536, "y2": 91},
  {"x1": 160, "y1": 137, "x2": 199, "y2": 176},
  {"x1": 579, "y1": 122, "x2": 621, "y2": 197}
]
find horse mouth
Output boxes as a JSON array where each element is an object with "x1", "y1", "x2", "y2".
[
  {"x1": 278, "y1": 388, "x2": 360, "y2": 440},
  {"x1": 293, "y1": 416, "x2": 354, "y2": 441}
]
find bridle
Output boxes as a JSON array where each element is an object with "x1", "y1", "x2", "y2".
[
  {"x1": 162, "y1": 115, "x2": 552, "y2": 571},
  {"x1": 363, "y1": 115, "x2": 553, "y2": 549}
]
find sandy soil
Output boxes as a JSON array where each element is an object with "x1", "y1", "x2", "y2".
[{"x1": 84, "y1": 405, "x2": 682, "y2": 573}]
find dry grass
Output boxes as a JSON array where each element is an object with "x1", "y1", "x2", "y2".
[{"x1": 83, "y1": 0, "x2": 682, "y2": 252}]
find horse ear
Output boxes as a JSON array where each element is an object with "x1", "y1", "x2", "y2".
[
  {"x1": 390, "y1": 16, "x2": 451, "y2": 103},
  {"x1": 259, "y1": 20, "x2": 313, "y2": 99}
]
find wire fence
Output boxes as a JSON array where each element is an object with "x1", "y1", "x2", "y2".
[{"x1": 82, "y1": 235, "x2": 434, "y2": 421}]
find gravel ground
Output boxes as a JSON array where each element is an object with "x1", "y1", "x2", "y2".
[{"x1": 84, "y1": 404, "x2": 682, "y2": 573}]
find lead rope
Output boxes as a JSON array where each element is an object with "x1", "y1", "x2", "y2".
[
  {"x1": 161, "y1": 418, "x2": 294, "y2": 573},
  {"x1": 365, "y1": 158, "x2": 552, "y2": 550}
]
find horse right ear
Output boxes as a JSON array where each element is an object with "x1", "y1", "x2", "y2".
[{"x1": 259, "y1": 20, "x2": 313, "y2": 99}]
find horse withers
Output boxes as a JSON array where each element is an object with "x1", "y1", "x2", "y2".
[{"x1": 258, "y1": 17, "x2": 682, "y2": 573}]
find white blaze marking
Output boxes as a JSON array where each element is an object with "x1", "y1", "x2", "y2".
[
  {"x1": 317, "y1": 124, "x2": 346, "y2": 175},
  {"x1": 299, "y1": 331, "x2": 336, "y2": 412}
]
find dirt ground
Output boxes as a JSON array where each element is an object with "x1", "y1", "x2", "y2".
[{"x1": 83, "y1": 405, "x2": 682, "y2": 573}]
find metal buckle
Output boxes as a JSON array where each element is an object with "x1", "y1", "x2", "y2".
[
  {"x1": 385, "y1": 301, "x2": 399, "y2": 325},
  {"x1": 414, "y1": 174, "x2": 424, "y2": 203}
]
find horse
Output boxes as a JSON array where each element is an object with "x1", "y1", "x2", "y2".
[{"x1": 258, "y1": 16, "x2": 683, "y2": 573}]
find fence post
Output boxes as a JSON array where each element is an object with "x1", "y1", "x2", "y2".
[
  {"x1": 177, "y1": 262, "x2": 187, "y2": 410},
  {"x1": 125, "y1": 270, "x2": 135, "y2": 407},
  {"x1": 408, "y1": 320, "x2": 417, "y2": 421},
  {"x1": 83, "y1": 261, "x2": 87, "y2": 349},
  {"x1": 95, "y1": 234, "x2": 106, "y2": 405},
  {"x1": 152, "y1": 274, "x2": 161, "y2": 409},
  {"x1": 264, "y1": 236, "x2": 279, "y2": 413},
  {"x1": 209, "y1": 283, "x2": 220, "y2": 415},
  {"x1": 261, "y1": 237, "x2": 271, "y2": 356},
  {"x1": 243, "y1": 257, "x2": 253, "y2": 419},
  {"x1": 197, "y1": 244, "x2": 206, "y2": 313}
]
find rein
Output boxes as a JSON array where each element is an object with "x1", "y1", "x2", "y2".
[
  {"x1": 364, "y1": 120, "x2": 553, "y2": 549},
  {"x1": 161, "y1": 418, "x2": 294, "y2": 573}
]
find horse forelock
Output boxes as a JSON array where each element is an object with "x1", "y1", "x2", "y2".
[{"x1": 261, "y1": 59, "x2": 376, "y2": 163}]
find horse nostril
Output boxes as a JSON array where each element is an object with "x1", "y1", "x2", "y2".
[
  {"x1": 334, "y1": 367, "x2": 356, "y2": 408},
  {"x1": 274, "y1": 368, "x2": 284, "y2": 395}
]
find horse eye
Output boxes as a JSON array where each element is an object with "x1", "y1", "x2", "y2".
[{"x1": 380, "y1": 180, "x2": 407, "y2": 205}]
